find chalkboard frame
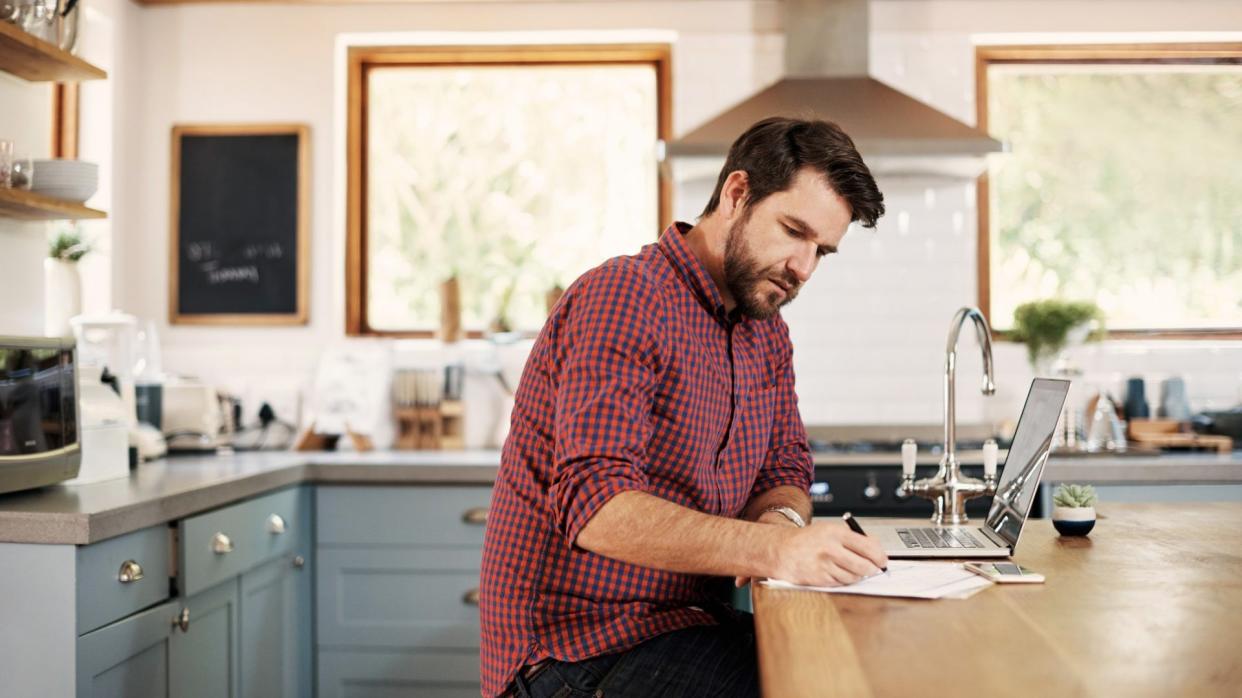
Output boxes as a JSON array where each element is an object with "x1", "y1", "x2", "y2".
[{"x1": 169, "y1": 123, "x2": 310, "y2": 325}]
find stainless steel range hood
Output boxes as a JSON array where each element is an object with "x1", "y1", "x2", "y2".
[{"x1": 667, "y1": 0, "x2": 1002, "y2": 178}]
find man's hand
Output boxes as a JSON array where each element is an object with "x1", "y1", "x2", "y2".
[
  {"x1": 770, "y1": 521, "x2": 888, "y2": 587},
  {"x1": 734, "y1": 511, "x2": 802, "y2": 588}
]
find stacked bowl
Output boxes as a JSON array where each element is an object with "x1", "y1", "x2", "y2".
[{"x1": 30, "y1": 159, "x2": 99, "y2": 203}]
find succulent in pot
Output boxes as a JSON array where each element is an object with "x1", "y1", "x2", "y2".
[{"x1": 1052, "y1": 483, "x2": 1098, "y2": 536}]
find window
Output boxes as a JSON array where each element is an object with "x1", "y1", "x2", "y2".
[
  {"x1": 977, "y1": 44, "x2": 1242, "y2": 337},
  {"x1": 346, "y1": 44, "x2": 671, "y2": 336}
]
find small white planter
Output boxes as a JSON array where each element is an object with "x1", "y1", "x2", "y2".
[
  {"x1": 44, "y1": 258, "x2": 82, "y2": 338},
  {"x1": 1052, "y1": 505, "x2": 1096, "y2": 536}
]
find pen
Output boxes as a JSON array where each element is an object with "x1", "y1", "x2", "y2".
[{"x1": 842, "y1": 512, "x2": 888, "y2": 573}]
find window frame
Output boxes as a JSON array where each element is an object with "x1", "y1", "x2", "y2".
[
  {"x1": 975, "y1": 42, "x2": 1242, "y2": 340},
  {"x1": 345, "y1": 43, "x2": 673, "y2": 337}
]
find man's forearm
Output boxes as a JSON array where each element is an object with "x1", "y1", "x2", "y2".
[
  {"x1": 740, "y1": 485, "x2": 812, "y2": 524},
  {"x1": 575, "y1": 490, "x2": 793, "y2": 580}
]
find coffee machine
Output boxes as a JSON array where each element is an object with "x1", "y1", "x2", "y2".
[{"x1": 70, "y1": 313, "x2": 167, "y2": 462}]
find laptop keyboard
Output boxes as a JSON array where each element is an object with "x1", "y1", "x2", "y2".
[{"x1": 897, "y1": 527, "x2": 985, "y2": 549}]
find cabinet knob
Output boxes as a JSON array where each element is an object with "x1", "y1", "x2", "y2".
[
  {"x1": 211, "y1": 532, "x2": 234, "y2": 554},
  {"x1": 118, "y1": 560, "x2": 144, "y2": 584},
  {"x1": 462, "y1": 507, "x2": 488, "y2": 526},
  {"x1": 292, "y1": 554, "x2": 305, "y2": 569},
  {"x1": 267, "y1": 513, "x2": 287, "y2": 535},
  {"x1": 173, "y1": 607, "x2": 190, "y2": 632},
  {"x1": 462, "y1": 588, "x2": 481, "y2": 606}
]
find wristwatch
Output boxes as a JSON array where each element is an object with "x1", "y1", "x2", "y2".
[{"x1": 762, "y1": 505, "x2": 807, "y2": 528}]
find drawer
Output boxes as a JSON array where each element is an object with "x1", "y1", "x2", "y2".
[
  {"x1": 316, "y1": 547, "x2": 481, "y2": 649},
  {"x1": 180, "y1": 486, "x2": 308, "y2": 597},
  {"x1": 317, "y1": 486, "x2": 492, "y2": 546},
  {"x1": 77, "y1": 524, "x2": 172, "y2": 634},
  {"x1": 318, "y1": 649, "x2": 480, "y2": 698}
]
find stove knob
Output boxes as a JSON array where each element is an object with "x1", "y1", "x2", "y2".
[
  {"x1": 894, "y1": 486, "x2": 912, "y2": 501},
  {"x1": 862, "y1": 477, "x2": 881, "y2": 502}
]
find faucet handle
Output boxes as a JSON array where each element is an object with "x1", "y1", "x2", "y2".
[
  {"x1": 901, "y1": 439, "x2": 917, "y2": 478},
  {"x1": 982, "y1": 439, "x2": 998, "y2": 478}
]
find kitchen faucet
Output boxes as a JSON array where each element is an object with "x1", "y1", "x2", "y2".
[{"x1": 899, "y1": 307, "x2": 998, "y2": 525}]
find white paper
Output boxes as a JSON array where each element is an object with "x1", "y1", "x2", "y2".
[
  {"x1": 762, "y1": 561, "x2": 993, "y2": 600},
  {"x1": 310, "y1": 344, "x2": 393, "y2": 439}
]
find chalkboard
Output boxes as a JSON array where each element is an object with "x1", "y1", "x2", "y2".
[{"x1": 170, "y1": 124, "x2": 309, "y2": 325}]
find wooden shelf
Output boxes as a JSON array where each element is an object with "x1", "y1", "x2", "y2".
[
  {"x1": 0, "y1": 187, "x2": 105, "y2": 220},
  {"x1": 0, "y1": 19, "x2": 106, "y2": 82}
]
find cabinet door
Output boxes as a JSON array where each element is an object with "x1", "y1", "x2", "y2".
[
  {"x1": 240, "y1": 552, "x2": 312, "y2": 698},
  {"x1": 77, "y1": 598, "x2": 180, "y2": 698},
  {"x1": 170, "y1": 578, "x2": 240, "y2": 698},
  {"x1": 318, "y1": 650, "x2": 480, "y2": 698}
]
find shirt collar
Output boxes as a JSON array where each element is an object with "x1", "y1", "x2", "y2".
[{"x1": 658, "y1": 222, "x2": 741, "y2": 326}]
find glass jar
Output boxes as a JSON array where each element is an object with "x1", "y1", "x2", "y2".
[{"x1": 17, "y1": 0, "x2": 56, "y2": 43}]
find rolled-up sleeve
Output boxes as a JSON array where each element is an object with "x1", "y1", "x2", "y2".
[
  {"x1": 548, "y1": 264, "x2": 663, "y2": 547},
  {"x1": 749, "y1": 321, "x2": 813, "y2": 498}
]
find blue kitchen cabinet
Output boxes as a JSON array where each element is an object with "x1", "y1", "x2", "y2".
[
  {"x1": 77, "y1": 578, "x2": 240, "y2": 698},
  {"x1": 318, "y1": 650, "x2": 482, "y2": 698},
  {"x1": 72, "y1": 485, "x2": 312, "y2": 698},
  {"x1": 169, "y1": 578, "x2": 242, "y2": 698},
  {"x1": 316, "y1": 485, "x2": 493, "y2": 695},
  {"x1": 239, "y1": 543, "x2": 313, "y2": 697},
  {"x1": 76, "y1": 598, "x2": 180, "y2": 697}
]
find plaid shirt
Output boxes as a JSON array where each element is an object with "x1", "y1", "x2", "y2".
[{"x1": 479, "y1": 223, "x2": 813, "y2": 697}]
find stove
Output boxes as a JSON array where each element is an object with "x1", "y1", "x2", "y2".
[
  {"x1": 808, "y1": 438, "x2": 996, "y2": 457},
  {"x1": 807, "y1": 437, "x2": 1044, "y2": 520}
]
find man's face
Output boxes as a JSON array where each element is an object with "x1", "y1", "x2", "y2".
[{"x1": 723, "y1": 168, "x2": 854, "y2": 320}]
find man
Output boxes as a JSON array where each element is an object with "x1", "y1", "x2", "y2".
[{"x1": 480, "y1": 117, "x2": 887, "y2": 697}]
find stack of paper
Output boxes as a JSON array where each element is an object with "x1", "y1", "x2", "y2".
[{"x1": 762, "y1": 561, "x2": 992, "y2": 599}]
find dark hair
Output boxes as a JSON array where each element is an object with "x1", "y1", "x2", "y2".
[{"x1": 699, "y1": 117, "x2": 885, "y2": 228}]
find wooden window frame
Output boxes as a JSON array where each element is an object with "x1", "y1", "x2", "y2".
[
  {"x1": 52, "y1": 82, "x2": 78, "y2": 159},
  {"x1": 345, "y1": 43, "x2": 673, "y2": 337},
  {"x1": 975, "y1": 42, "x2": 1242, "y2": 340}
]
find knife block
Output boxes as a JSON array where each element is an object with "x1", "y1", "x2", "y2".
[{"x1": 394, "y1": 401, "x2": 464, "y2": 450}]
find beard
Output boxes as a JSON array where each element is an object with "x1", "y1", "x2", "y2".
[{"x1": 723, "y1": 215, "x2": 802, "y2": 320}]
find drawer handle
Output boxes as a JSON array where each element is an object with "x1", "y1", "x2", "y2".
[
  {"x1": 118, "y1": 560, "x2": 144, "y2": 583},
  {"x1": 267, "y1": 513, "x2": 287, "y2": 535},
  {"x1": 462, "y1": 588, "x2": 481, "y2": 606},
  {"x1": 462, "y1": 507, "x2": 488, "y2": 526},
  {"x1": 292, "y1": 554, "x2": 305, "y2": 569},
  {"x1": 211, "y1": 532, "x2": 234, "y2": 554},
  {"x1": 173, "y1": 607, "x2": 190, "y2": 632}
]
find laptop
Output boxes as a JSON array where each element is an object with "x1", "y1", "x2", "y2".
[{"x1": 868, "y1": 378, "x2": 1071, "y2": 559}]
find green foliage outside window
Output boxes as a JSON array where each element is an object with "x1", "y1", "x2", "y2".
[
  {"x1": 365, "y1": 64, "x2": 660, "y2": 333},
  {"x1": 988, "y1": 66, "x2": 1242, "y2": 331}
]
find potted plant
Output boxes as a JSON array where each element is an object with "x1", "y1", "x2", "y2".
[
  {"x1": 1051, "y1": 483, "x2": 1098, "y2": 536},
  {"x1": 1010, "y1": 299, "x2": 1105, "y2": 376},
  {"x1": 45, "y1": 227, "x2": 90, "y2": 338}
]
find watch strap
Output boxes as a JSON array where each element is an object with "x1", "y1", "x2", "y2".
[{"x1": 762, "y1": 505, "x2": 807, "y2": 528}]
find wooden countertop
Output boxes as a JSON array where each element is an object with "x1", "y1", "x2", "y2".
[{"x1": 752, "y1": 503, "x2": 1242, "y2": 697}]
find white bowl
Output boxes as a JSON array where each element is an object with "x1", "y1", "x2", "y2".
[
  {"x1": 28, "y1": 160, "x2": 99, "y2": 201},
  {"x1": 31, "y1": 159, "x2": 98, "y2": 178},
  {"x1": 30, "y1": 183, "x2": 99, "y2": 203}
]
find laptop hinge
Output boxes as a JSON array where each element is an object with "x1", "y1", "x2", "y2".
[{"x1": 980, "y1": 526, "x2": 1009, "y2": 549}]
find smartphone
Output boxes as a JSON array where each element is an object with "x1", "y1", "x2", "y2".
[{"x1": 964, "y1": 562, "x2": 1045, "y2": 584}]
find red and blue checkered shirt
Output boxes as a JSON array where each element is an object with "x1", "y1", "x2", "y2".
[{"x1": 479, "y1": 223, "x2": 814, "y2": 696}]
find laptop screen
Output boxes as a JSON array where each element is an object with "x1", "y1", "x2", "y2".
[{"x1": 984, "y1": 378, "x2": 1071, "y2": 550}]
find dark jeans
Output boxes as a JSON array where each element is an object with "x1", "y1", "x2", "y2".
[{"x1": 512, "y1": 608, "x2": 759, "y2": 698}]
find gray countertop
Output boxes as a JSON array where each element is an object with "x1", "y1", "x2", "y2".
[{"x1": 0, "y1": 448, "x2": 1238, "y2": 546}]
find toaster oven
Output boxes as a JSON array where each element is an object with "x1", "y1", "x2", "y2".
[{"x1": 0, "y1": 336, "x2": 80, "y2": 495}]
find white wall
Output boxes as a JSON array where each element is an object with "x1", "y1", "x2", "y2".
[
  {"x1": 838, "y1": 0, "x2": 1242, "y2": 425},
  {"x1": 0, "y1": 72, "x2": 53, "y2": 336},
  {"x1": 97, "y1": 0, "x2": 785, "y2": 424},
  {"x1": 56, "y1": 0, "x2": 1242, "y2": 433}
]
